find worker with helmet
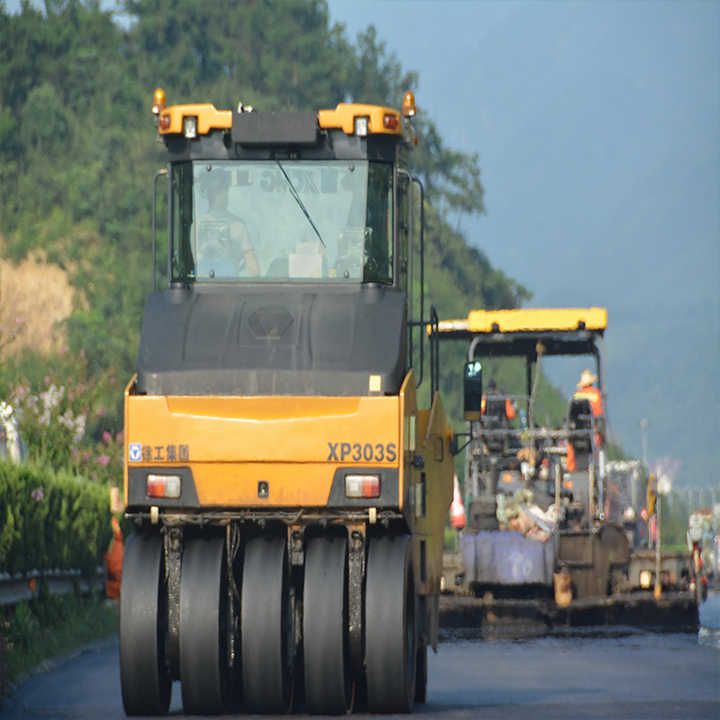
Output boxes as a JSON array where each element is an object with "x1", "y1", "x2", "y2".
[
  {"x1": 481, "y1": 378, "x2": 516, "y2": 423},
  {"x1": 573, "y1": 369, "x2": 603, "y2": 420},
  {"x1": 197, "y1": 167, "x2": 259, "y2": 277},
  {"x1": 566, "y1": 369, "x2": 605, "y2": 473}
]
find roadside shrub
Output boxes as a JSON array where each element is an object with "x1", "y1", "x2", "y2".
[{"x1": 0, "y1": 460, "x2": 112, "y2": 576}]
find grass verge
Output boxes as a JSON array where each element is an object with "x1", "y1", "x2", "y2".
[{"x1": 0, "y1": 587, "x2": 118, "y2": 702}]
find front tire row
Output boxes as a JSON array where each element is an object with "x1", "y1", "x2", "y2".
[{"x1": 119, "y1": 529, "x2": 427, "y2": 716}]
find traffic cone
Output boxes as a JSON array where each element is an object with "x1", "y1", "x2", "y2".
[{"x1": 450, "y1": 474, "x2": 466, "y2": 530}]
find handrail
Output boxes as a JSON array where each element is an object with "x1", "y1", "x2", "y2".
[
  {"x1": 0, "y1": 568, "x2": 105, "y2": 607},
  {"x1": 151, "y1": 168, "x2": 168, "y2": 292},
  {"x1": 430, "y1": 304, "x2": 440, "y2": 397}
]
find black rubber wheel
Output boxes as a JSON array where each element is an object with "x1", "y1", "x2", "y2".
[
  {"x1": 365, "y1": 533, "x2": 416, "y2": 713},
  {"x1": 120, "y1": 532, "x2": 171, "y2": 716},
  {"x1": 179, "y1": 534, "x2": 232, "y2": 715},
  {"x1": 241, "y1": 534, "x2": 294, "y2": 713},
  {"x1": 415, "y1": 643, "x2": 428, "y2": 704},
  {"x1": 303, "y1": 534, "x2": 353, "y2": 714}
]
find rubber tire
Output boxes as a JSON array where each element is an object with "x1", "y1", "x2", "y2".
[
  {"x1": 365, "y1": 533, "x2": 416, "y2": 713},
  {"x1": 179, "y1": 534, "x2": 231, "y2": 715},
  {"x1": 415, "y1": 643, "x2": 428, "y2": 704},
  {"x1": 303, "y1": 534, "x2": 353, "y2": 714},
  {"x1": 120, "y1": 532, "x2": 171, "y2": 716},
  {"x1": 241, "y1": 534, "x2": 293, "y2": 713}
]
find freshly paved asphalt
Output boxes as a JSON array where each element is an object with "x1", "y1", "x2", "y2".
[{"x1": 2, "y1": 593, "x2": 718, "y2": 719}]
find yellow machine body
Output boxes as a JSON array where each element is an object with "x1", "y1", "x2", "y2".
[{"x1": 124, "y1": 371, "x2": 453, "y2": 594}]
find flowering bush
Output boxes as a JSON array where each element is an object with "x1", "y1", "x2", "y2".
[
  {"x1": 9, "y1": 379, "x2": 87, "y2": 469},
  {"x1": 5, "y1": 356, "x2": 123, "y2": 488},
  {"x1": 73, "y1": 426, "x2": 123, "y2": 486}
]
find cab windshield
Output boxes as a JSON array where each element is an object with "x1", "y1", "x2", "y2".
[{"x1": 171, "y1": 160, "x2": 393, "y2": 284}]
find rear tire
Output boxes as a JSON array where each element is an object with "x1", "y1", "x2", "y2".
[
  {"x1": 120, "y1": 533, "x2": 171, "y2": 716},
  {"x1": 179, "y1": 534, "x2": 232, "y2": 715},
  {"x1": 303, "y1": 533, "x2": 354, "y2": 714},
  {"x1": 241, "y1": 534, "x2": 294, "y2": 713},
  {"x1": 365, "y1": 533, "x2": 416, "y2": 713}
]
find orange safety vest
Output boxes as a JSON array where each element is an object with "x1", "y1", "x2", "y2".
[
  {"x1": 571, "y1": 384, "x2": 604, "y2": 452},
  {"x1": 481, "y1": 395, "x2": 516, "y2": 420},
  {"x1": 573, "y1": 385, "x2": 603, "y2": 417}
]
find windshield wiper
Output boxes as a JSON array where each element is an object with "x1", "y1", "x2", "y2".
[{"x1": 276, "y1": 160, "x2": 325, "y2": 247}]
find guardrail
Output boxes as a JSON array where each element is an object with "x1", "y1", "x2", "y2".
[{"x1": 0, "y1": 569, "x2": 105, "y2": 607}]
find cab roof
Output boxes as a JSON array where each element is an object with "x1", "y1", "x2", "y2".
[{"x1": 156, "y1": 102, "x2": 404, "y2": 138}]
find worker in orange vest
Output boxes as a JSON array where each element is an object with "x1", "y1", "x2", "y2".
[
  {"x1": 566, "y1": 369, "x2": 604, "y2": 472},
  {"x1": 481, "y1": 378, "x2": 516, "y2": 422},
  {"x1": 104, "y1": 515, "x2": 124, "y2": 599},
  {"x1": 573, "y1": 368, "x2": 603, "y2": 419}
]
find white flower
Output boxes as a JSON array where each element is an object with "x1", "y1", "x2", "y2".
[
  {"x1": 58, "y1": 409, "x2": 74, "y2": 430},
  {"x1": 39, "y1": 384, "x2": 64, "y2": 414},
  {"x1": 72, "y1": 414, "x2": 86, "y2": 443},
  {"x1": 0, "y1": 402, "x2": 14, "y2": 421}
]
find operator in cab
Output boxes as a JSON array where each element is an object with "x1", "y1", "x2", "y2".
[
  {"x1": 481, "y1": 378, "x2": 516, "y2": 424},
  {"x1": 573, "y1": 368, "x2": 604, "y2": 447},
  {"x1": 566, "y1": 368, "x2": 605, "y2": 473},
  {"x1": 196, "y1": 168, "x2": 259, "y2": 278},
  {"x1": 573, "y1": 368, "x2": 603, "y2": 418}
]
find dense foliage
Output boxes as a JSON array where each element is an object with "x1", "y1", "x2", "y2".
[
  {"x1": 0, "y1": 460, "x2": 113, "y2": 575},
  {"x1": 0, "y1": 1, "x2": 581, "y2": 442}
]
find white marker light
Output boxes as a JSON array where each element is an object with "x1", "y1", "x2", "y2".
[
  {"x1": 345, "y1": 474, "x2": 380, "y2": 498},
  {"x1": 183, "y1": 116, "x2": 198, "y2": 139},
  {"x1": 354, "y1": 116, "x2": 369, "y2": 137}
]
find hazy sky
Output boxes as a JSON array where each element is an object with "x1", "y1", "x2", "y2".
[
  {"x1": 328, "y1": 0, "x2": 720, "y2": 478},
  {"x1": 327, "y1": 1, "x2": 719, "y2": 295}
]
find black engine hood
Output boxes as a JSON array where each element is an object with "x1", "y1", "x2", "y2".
[{"x1": 136, "y1": 283, "x2": 407, "y2": 396}]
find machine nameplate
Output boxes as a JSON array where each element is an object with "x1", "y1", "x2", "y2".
[
  {"x1": 129, "y1": 442, "x2": 190, "y2": 462},
  {"x1": 327, "y1": 442, "x2": 397, "y2": 463}
]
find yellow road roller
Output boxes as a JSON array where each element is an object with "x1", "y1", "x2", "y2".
[{"x1": 119, "y1": 89, "x2": 453, "y2": 715}]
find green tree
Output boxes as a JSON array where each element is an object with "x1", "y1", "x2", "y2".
[{"x1": 0, "y1": 0, "x2": 573, "y2": 456}]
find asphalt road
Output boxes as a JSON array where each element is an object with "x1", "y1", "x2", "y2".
[{"x1": 2, "y1": 594, "x2": 718, "y2": 720}]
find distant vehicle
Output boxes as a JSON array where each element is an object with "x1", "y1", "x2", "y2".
[
  {"x1": 688, "y1": 509, "x2": 715, "y2": 598},
  {"x1": 438, "y1": 307, "x2": 631, "y2": 601}
]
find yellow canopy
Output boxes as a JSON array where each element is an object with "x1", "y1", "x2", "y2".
[{"x1": 437, "y1": 307, "x2": 607, "y2": 335}]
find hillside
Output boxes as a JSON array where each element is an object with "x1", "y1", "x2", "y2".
[{"x1": 0, "y1": 0, "x2": 570, "y2": 443}]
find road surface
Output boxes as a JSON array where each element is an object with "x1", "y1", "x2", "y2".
[{"x1": 2, "y1": 593, "x2": 718, "y2": 719}]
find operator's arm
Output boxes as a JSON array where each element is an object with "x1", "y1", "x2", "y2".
[{"x1": 232, "y1": 220, "x2": 259, "y2": 275}]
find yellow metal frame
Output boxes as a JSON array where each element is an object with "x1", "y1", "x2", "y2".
[
  {"x1": 157, "y1": 101, "x2": 402, "y2": 138},
  {"x1": 158, "y1": 103, "x2": 232, "y2": 136},
  {"x1": 437, "y1": 307, "x2": 607, "y2": 335},
  {"x1": 318, "y1": 103, "x2": 402, "y2": 136},
  {"x1": 125, "y1": 378, "x2": 402, "y2": 508}
]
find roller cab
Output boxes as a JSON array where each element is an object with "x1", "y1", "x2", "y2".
[{"x1": 120, "y1": 90, "x2": 453, "y2": 716}]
